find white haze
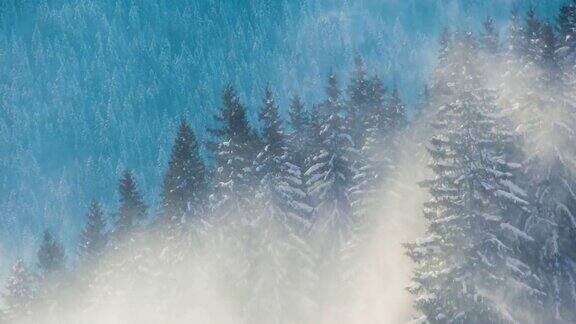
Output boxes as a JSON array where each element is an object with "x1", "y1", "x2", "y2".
[{"x1": 7, "y1": 127, "x2": 433, "y2": 324}]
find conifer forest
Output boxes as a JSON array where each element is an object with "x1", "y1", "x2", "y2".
[{"x1": 2, "y1": 0, "x2": 576, "y2": 323}]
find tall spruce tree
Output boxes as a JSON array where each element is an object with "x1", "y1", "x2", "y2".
[
  {"x1": 230, "y1": 85, "x2": 317, "y2": 323},
  {"x1": 525, "y1": 8, "x2": 544, "y2": 63},
  {"x1": 558, "y1": 0, "x2": 576, "y2": 56},
  {"x1": 160, "y1": 119, "x2": 207, "y2": 226},
  {"x1": 511, "y1": 28, "x2": 576, "y2": 323},
  {"x1": 114, "y1": 170, "x2": 147, "y2": 236},
  {"x1": 480, "y1": 17, "x2": 499, "y2": 53},
  {"x1": 348, "y1": 75, "x2": 389, "y2": 232},
  {"x1": 3, "y1": 259, "x2": 36, "y2": 320},
  {"x1": 208, "y1": 85, "x2": 260, "y2": 222},
  {"x1": 346, "y1": 56, "x2": 371, "y2": 149},
  {"x1": 79, "y1": 200, "x2": 108, "y2": 261},
  {"x1": 287, "y1": 94, "x2": 315, "y2": 222},
  {"x1": 256, "y1": 85, "x2": 313, "y2": 224},
  {"x1": 307, "y1": 71, "x2": 355, "y2": 238},
  {"x1": 509, "y1": 8, "x2": 526, "y2": 56},
  {"x1": 306, "y1": 72, "x2": 356, "y2": 309},
  {"x1": 541, "y1": 23, "x2": 560, "y2": 79},
  {"x1": 36, "y1": 230, "x2": 67, "y2": 316},
  {"x1": 493, "y1": 7, "x2": 576, "y2": 320},
  {"x1": 37, "y1": 230, "x2": 65, "y2": 277},
  {"x1": 343, "y1": 94, "x2": 389, "y2": 289},
  {"x1": 367, "y1": 76, "x2": 387, "y2": 134},
  {"x1": 385, "y1": 86, "x2": 407, "y2": 132},
  {"x1": 257, "y1": 85, "x2": 285, "y2": 178},
  {"x1": 406, "y1": 33, "x2": 542, "y2": 323},
  {"x1": 288, "y1": 94, "x2": 311, "y2": 167},
  {"x1": 433, "y1": 28, "x2": 454, "y2": 98}
]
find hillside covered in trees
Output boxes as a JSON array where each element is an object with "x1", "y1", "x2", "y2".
[{"x1": 2, "y1": 0, "x2": 576, "y2": 323}]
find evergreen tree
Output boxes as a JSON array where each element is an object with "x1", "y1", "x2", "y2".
[
  {"x1": 246, "y1": 85, "x2": 316, "y2": 324},
  {"x1": 257, "y1": 85, "x2": 286, "y2": 178},
  {"x1": 115, "y1": 170, "x2": 147, "y2": 236},
  {"x1": 480, "y1": 17, "x2": 499, "y2": 53},
  {"x1": 343, "y1": 100, "x2": 389, "y2": 289},
  {"x1": 525, "y1": 7, "x2": 544, "y2": 63},
  {"x1": 37, "y1": 230, "x2": 65, "y2": 277},
  {"x1": 557, "y1": 0, "x2": 576, "y2": 54},
  {"x1": 3, "y1": 259, "x2": 36, "y2": 320},
  {"x1": 79, "y1": 200, "x2": 108, "y2": 261},
  {"x1": 385, "y1": 86, "x2": 407, "y2": 132},
  {"x1": 307, "y1": 71, "x2": 355, "y2": 234},
  {"x1": 509, "y1": 8, "x2": 526, "y2": 56},
  {"x1": 433, "y1": 28, "x2": 454, "y2": 97},
  {"x1": 306, "y1": 72, "x2": 355, "y2": 307},
  {"x1": 406, "y1": 34, "x2": 542, "y2": 323},
  {"x1": 35, "y1": 230, "x2": 68, "y2": 317},
  {"x1": 286, "y1": 94, "x2": 315, "y2": 222},
  {"x1": 511, "y1": 33, "x2": 576, "y2": 323},
  {"x1": 288, "y1": 94, "x2": 310, "y2": 137},
  {"x1": 160, "y1": 119, "x2": 207, "y2": 226},
  {"x1": 257, "y1": 85, "x2": 313, "y2": 224},
  {"x1": 208, "y1": 85, "x2": 260, "y2": 221},
  {"x1": 346, "y1": 56, "x2": 371, "y2": 149},
  {"x1": 348, "y1": 75, "x2": 389, "y2": 228},
  {"x1": 367, "y1": 76, "x2": 387, "y2": 134},
  {"x1": 541, "y1": 23, "x2": 560, "y2": 79},
  {"x1": 288, "y1": 94, "x2": 311, "y2": 167}
]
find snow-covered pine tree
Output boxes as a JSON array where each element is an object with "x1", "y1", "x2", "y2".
[
  {"x1": 286, "y1": 94, "x2": 314, "y2": 220},
  {"x1": 431, "y1": 28, "x2": 456, "y2": 101},
  {"x1": 288, "y1": 94, "x2": 312, "y2": 170},
  {"x1": 557, "y1": 1, "x2": 576, "y2": 58},
  {"x1": 74, "y1": 200, "x2": 109, "y2": 295},
  {"x1": 36, "y1": 230, "x2": 67, "y2": 317},
  {"x1": 367, "y1": 76, "x2": 387, "y2": 134},
  {"x1": 540, "y1": 23, "x2": 560, "y2": 77},
  {"x1": 208, "y1": 85, "x2": 260, "y2": 224},
  {"x1": 385, "y1": 85, "x2": 407, "y2": 133},
  {"x1": 37, "y1": 230, "x2": 66, "y2": 278},
  {"x1": 242, "y1": 85, "x2": 316, "y2": 323},
  {"x1": 480, "y1": 17, "x2": 499, "y2": 54},
  {"x1": 307, "y1": 71, "x2": 355, "y2": 245},
  {"x1": 256, "y1": 85, "x2": 285, "y2": 180},
  {"x1": 406, "y1": 33, "x2": 542, "y2": 323},
  {"x1": 524, "y1": 8, "x2": 543, "y2": 64},
  {"x1": 114, "y1": 170, "x2": 147, "y2": 238},
  {"x1": 349, "y1": 80, "x2": 389, "y2": 220},
  {"x1": 3, "y1": 259, "x2": 36, "y2": 321},
  {"x1": 306, "y1": 71, "x2": 356, "y2": 312},
  {"x1": 257, "y1": 86, "x2": 313, "y2": 223},
  {"x1": 97, "y1": 170, "x2": 150, "y2": 296},
  {"x1": 381, "y1": 85, "x2": 408, "y2": 178},
  {"x1": 504, "y1": 19, "x2": 576, "y2": 322},
  {"x1": 341, "y1": 76, "x2": 390, "y2": 294},
  {"x1": 78, "y1": 200, "x2": 108, "y2": 262},
  {"x1": 159, "y1": 119, "x2": 207, "y2": 228},
  {"x1": 346, "y1": 56, "x2": 371, "y2": 150},
  {"x1": 306, "y1": 103, "x2": 325, "y2": 172},
  {"x1": 507, "y1": 7, "x2": 527, "y2": 58}
]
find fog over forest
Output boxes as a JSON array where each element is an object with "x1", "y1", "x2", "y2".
[{"x1": 1, "y1": 0, "x2": 576, "y2": 323}]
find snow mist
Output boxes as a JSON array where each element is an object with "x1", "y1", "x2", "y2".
[{"x1": 7, "y1": 131, "x2": 431, "y2": 324}]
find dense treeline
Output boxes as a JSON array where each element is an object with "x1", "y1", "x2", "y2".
[
  {"x1": 408, "y1": 3, "x2": 576, "y2": 323},
  {"x1": 0, "y1": 0, "x2": 430, "y2": 248},
  {"x1": 1, "y1": 52, "x2": 407, "y2": 322},
  {"x1": 4, "y1": 2, "x2": 576, "y2": 324}
]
